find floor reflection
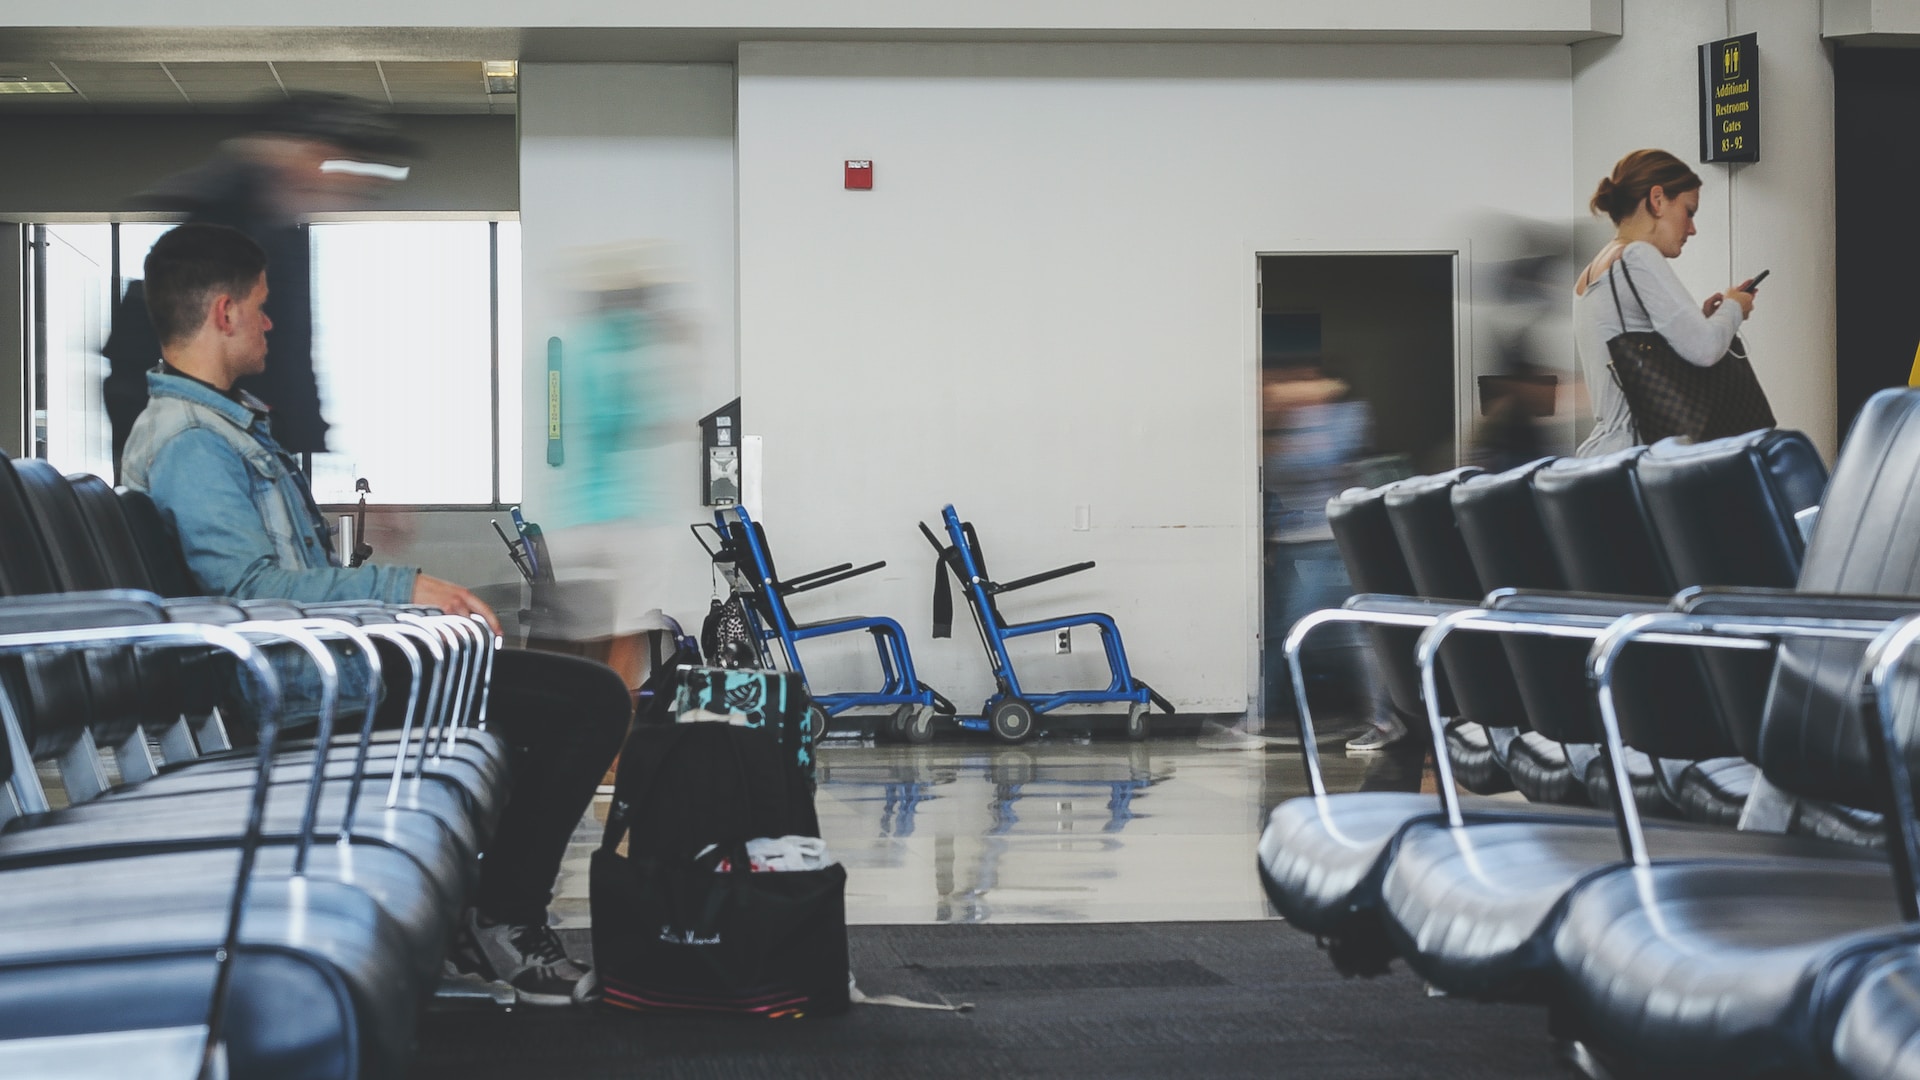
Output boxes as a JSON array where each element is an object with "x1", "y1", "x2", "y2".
[{"x1": 554, "y1": 728, "x2": 1440, "y2": 929}]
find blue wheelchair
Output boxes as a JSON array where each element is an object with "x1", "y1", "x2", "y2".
[
  {"x1": 694, "y1": 505, "x2": 953, "y2": 743},
  {"x1": 920, "y1": 504, "x2": 1173, "y2": 743}
]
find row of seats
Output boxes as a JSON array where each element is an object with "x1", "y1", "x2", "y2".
[
  {"x1": 0, "y1": 448, "x2": 508, "y2": 1078},
  {"x1": 1259, "y1": 388, "x2": 1920, "y2": 1079}
]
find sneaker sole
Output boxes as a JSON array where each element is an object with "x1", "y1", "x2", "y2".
[{"x1": 513, "y1": 987, "x2": 579, "y2": 1007}]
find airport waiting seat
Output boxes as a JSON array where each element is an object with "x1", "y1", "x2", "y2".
[
  {"x1": 1382, "y1": 467, "x2": 1521, "y2": 796},
  {"x1": 1539, "y1": 390, "x2": 1920, "y2": 1075},
  {"x1": 0, "y1": 450, "x2": 516, "y2": 1075},
  {"x1": 1634, "y1": 430, "x2": 1861, "y2": 834},
  {"x1": 1449, "y1": 458, "x2": 1589, "y2": 806},
  {"x1": 0, "y1": 591, "x2": 438, "y2": 1077},
  {"x1": 1525, "y1": 448, "x2": 1687, "y2": 818}
]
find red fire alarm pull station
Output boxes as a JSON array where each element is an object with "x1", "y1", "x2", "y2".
[{"x1": 845, "y1": 160, "x2": 873, "y2": 190}]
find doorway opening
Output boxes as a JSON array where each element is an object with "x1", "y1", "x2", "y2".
[{"x1": 1257, "y1": 252, "x2": 1457, "y2": 731}]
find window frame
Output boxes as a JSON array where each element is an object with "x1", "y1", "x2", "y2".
[{"x1": 21, "y1": 211, "x2": 523, "y2": 512}]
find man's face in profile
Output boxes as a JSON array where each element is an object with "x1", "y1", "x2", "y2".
[{"x1": 231, "y1": 272, "x2": 273, "y2": 377}]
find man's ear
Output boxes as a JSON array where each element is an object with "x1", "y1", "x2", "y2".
[{"x1": 207, "y1": 291, "x2": 237, "y2": 336}]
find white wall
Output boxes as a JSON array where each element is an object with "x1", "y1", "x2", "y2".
[
  {"x1": 517, "y1": 63, "x2": 740, "y2": 637},
  {"x1": 737, "y1": 41, "x2": 1575, "y2": 715},
  {"x1": 1573, "y1": 0, "x2": 1836, "y2": 457}
]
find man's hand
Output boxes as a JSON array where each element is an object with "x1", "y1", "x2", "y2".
[{"x1": 412, "y1": 573, "x2": 502, "y2": 636}]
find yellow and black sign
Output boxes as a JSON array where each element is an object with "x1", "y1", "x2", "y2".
[{"x1": 1699, "y1": 33, "x2": 1759, "y2": 163}]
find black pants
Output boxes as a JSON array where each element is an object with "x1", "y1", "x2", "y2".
[{"x1": 378, "y1": 646, "x2": 631, "y2": 925}]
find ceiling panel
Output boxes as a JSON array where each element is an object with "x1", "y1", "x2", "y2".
[
  {"x1": 167, "y1": 61, "x2": 281, "y2": 102},
  {"x1": 273, "y1": 61, "x2": 387, "y2": 99}
]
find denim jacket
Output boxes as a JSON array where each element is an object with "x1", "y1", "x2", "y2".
[
  {"x1": 122, "y1": 368, "x2": 417, "y2": 605},
  {"x1": 121, "y1": 369, "x2": 412, "y2": 723}
]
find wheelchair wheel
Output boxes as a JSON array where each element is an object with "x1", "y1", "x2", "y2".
[
  {"x1": 989, "y1": 698, "x2": 1036, "y2": 744},
  {"x1": 803, "y1": 703, "x2": 830, "y2": 748},
  {"x1": 881, "y1": 703, "x2": 915, "y2": 742},
  {"x1": 1125, "y1": 702, "x2": 1150, "y2": 742},
  {"x1": 904, "y1": 705, "x2": 937, "y2": 745}
]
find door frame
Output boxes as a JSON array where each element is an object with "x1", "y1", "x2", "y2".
[{"x1": 1243, "y1": 242, "x2": 1473, "y2": 730}]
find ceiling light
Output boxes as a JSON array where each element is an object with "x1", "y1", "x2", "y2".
[
  {"x1": 483, "y1": 60, "x2": 517, "y2": 95},
  {"x1": 0, "y1": 76, "x2": 75, "y2": 94}
]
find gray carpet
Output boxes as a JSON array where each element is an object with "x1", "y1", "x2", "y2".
[{"x1": 411, "y1": 922, "x2": 1570, "y2": 1078}]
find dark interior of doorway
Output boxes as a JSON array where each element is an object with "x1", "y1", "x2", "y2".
[
  {"x1": 1258, "y1": 253, "x2": 1454, "y2": 726},
  {"x1": 1836, "y1": 46, "x2": 1920, "y2": 438}
]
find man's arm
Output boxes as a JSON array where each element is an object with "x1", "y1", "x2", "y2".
[{"x1": 144, "y1": 427, "x2": 419, "y2": 604}]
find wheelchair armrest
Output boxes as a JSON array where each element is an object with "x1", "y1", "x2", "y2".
[
  {"x1": 785, "y1": 561, "x2": 887, "y2": 596},
  {"x1": 1678, "y1": 586, "x2": 1920, "y2": 623},
  {"x1": 989, "y1": 561, "x2": 1095, "y2": 594},
  {"x1": 781, "y1": 562, "x2": 856, "y2": 590}
]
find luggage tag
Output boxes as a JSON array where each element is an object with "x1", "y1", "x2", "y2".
[{"x1": 672, "y1": 667, "x2": 790, "y2": 731}]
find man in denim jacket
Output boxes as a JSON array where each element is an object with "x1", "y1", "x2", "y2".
[{"x1": 122, "y1": 223, "x2": 628, "y2": 1006}]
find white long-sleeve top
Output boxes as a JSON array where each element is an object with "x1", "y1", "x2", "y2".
[{"x1": 1573, "y1": 241, "x2": 1744, "y2": 456}]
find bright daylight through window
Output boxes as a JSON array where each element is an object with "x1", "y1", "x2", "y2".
[{"x1": 29, "y1": 219, "x2": 522, "y2": 506}]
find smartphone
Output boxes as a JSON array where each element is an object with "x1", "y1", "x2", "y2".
[{"x1": 1741, "y1": 269, "x2": 1770, "y2": 293}]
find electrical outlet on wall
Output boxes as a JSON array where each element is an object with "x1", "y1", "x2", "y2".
[{"x1": 1055, "y1": 629, "x2": 1071, "y2": 654}]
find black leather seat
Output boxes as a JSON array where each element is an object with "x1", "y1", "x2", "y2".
[
  {"x1": 0, "y1": 593, "x2": 437, "y2": 1077},
  {"x1": 1636, "y1": 429, "x2": 1846, "y2": 834},
  {"x1": 1382, "y1": 467, "x2": 1520, "y2": 795},
  {"x1": 1526, "y1": 448, "x2": 1691, "y2": 817},
  {"x1": 1547, "y1": 391, "x2": 1920, "y2": 1075},
  {"x1": 58, "y1": 471, "x2": 507, "y2": 823},
  {"x1": 1832, "y1": 949, "x2": 1920, "y2": 1080},
  {"x1": 1450, "y1": 458, "x2": 1586, "y2": 806}
]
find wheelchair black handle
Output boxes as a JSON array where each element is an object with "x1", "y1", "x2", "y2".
[
  {"x1": 782, "y1": 562, "x2": 856, "y2": 590},
  {"x1": 917, "y1": 520, "x2": 948, "y2": 554},
  {"x1": 784, "y1": 560, "x2": 887, "y2": 595},
  {"x1": 988, "y1": 561, "x2": 1095, "y2": 594},
  {"x1": 690, "y1": 522, "x2": 726, "y2": 559}
]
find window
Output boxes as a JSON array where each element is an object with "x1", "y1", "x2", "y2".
[{"x1": 25, "y1": 219, "x2": 522, "y2": 506}]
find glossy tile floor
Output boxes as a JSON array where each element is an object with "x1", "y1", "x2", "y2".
[{"x1": 555, "y1": 724, "x2": 1435, "y2": 928}]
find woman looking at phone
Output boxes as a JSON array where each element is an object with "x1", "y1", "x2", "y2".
[{"x1": 1573, "y1": 148, "x2": 1760, "y2": 455}]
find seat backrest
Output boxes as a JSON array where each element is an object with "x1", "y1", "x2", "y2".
[
  {"x1": 1505, "y1": 451, "x2": 1727, "y2": 759},
  {"x1": 1636, "y1": 428, "x2": 1827, "y2": 589},
  {"x1": 0, "y1": 452, "x2": 60, "y2": 597},
  {"x1": 1326, "y1": 481, "x2": 1449, "y2": 725},
  {"x1": 1758, "y1": 389, "x2": 1920, "y2": 811},
  {"x1": 1326, "y1": 483, "x2": 1418, "y2": 596},
  {"x1": 115, "y1": 488, "x2": 202, "y2": 598},
  {"x1": 1383, "y1": 467, "x2": 1485, "y2": 603},
  {"x1": 1384, "y1": 467, "x2": 1532, "y2": 733},
  {"x1": 1531, "y1": 446, "x2": 1673, "y2": 596},
  {"x1": 65, "y1": 474, "x2": 158, "y2": 593},
  {"x1": 10, "y1": 457, "x2": 116, "y2": 593},
  {"x1": 1451, "y1": 457, "x2": 1565, "y2": 591},
  {"x1": 1636, "y1": 429, "x2": 1830, "y2": 761}
]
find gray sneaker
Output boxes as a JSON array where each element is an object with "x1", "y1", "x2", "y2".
[
  {"x1": 1346, "y1": 718, "x2": 1407, "y2": 753},
  {"x1": 462, "y1": 911, "x2": 591, "y2": 1007}
]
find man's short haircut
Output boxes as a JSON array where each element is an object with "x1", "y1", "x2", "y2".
[{"x1": 143, "y1": 223, "x2": 267, "y2": 346}]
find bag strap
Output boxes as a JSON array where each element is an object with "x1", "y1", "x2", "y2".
[
  {"x1": 1615, "y1": 254, "x2": 1653, "y2": 321},
  {"x1": 931, "y1": 549, "x2": 954, "y2": 639}
]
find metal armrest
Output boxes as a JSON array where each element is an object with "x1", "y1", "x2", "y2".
[
  {"x1": 1279, "y1": 600, "x2": 1473, "y2": 795},
  {"x1": 990, "y1": 561, "x2": 1095, "y2": 594},
  {"x1": 1678, "y1": 586, "x2": 1920, "y2": 622}
]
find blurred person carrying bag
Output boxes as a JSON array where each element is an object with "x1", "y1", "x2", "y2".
[{"x1": 1606, "y1": 260, "x2": 1774, "y2": 443}]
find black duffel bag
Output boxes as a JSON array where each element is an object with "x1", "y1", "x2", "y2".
[{"x1": 591, "y1": 706, "x2": 848, "y2": 1017}]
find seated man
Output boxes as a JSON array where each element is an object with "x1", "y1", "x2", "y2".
[{"x1": 121, "y1": 222, "x2": 629, "y2": 1006}]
